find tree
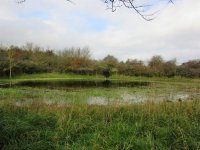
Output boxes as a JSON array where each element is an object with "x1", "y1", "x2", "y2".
[
  {"x1": 125, "y1": 59, "x2": 147, "y2": 76},
  {"x1": 103, "y1": 55, "x2": 118, "y2": 69},
  {"x1": 103, "y1": 0, "x2": 174, "y2": 21},
  {"x1": 102, "y1": 68, "x2": 112, "y2": 78},
  {"x1": 163, "y1": 59, "x2": 177, "y2": 77},
  {"x1": 149, "y1": 55, "x2": 164, "y2": 76},
  {"x1": 0, "y1": 47, "x2": 9, "y2": 76},
  {"x1": 15, "y1": 0, "x2": 174, "y2": 21},
  {"x1": 60, "y1": 47, "x2": 93, "y2": 74},
  {"x1": 177, "y1": 60, "x2": 200, "y2": 78},
  {"x1": 101, "y1": 55, "x2": 119, "y2": 75}
]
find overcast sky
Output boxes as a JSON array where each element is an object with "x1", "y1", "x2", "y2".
[{"x1": 0, "y1": 0, "x2": 200, "y2": 63}]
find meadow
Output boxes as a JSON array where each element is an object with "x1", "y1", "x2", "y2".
[{"x1": 0, "y1": 73, "x2": 200, "y2": 149}]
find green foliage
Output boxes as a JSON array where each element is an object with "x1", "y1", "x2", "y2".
[
  {"x1": 177, "y1": 67, "x2": 197, "y2": 78},
  {"x1": 0, "y1": 76, "x2": 200, "y2": 149},
  {"x1": 0, "y1": 100, "x2": 200, "y2": 149},
  {"x1": 0, "y1": 44, "x2": 200, "y2": 78},
  {"x1": 102, "y1": 68, "x2": 112, "y2": 78},
  {"x1": 103, "y1": 55, "x2": 118, "y2": 69}
]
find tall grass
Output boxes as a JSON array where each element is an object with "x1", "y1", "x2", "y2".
[{"x1": 0, "y1": 100, "x2": 200, "y2": 149}]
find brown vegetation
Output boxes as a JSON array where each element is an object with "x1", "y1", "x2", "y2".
[{"x1": 0, "y1": 43, "x2": 200, "y2": 78}]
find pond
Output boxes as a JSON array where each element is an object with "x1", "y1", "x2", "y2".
[
  {"x1": 1, "y1": 80, "x2": 199, "y2": 106},
  {"x1": 4, "y1": 80, "x2": 151, "y2": 88}
]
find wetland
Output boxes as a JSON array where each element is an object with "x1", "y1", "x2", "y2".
[{"x1": 0, "y1": 73, "x2": 200, "y2": 149}]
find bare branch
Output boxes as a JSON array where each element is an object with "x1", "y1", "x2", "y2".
[
  {"x1": 15, "y1": 0, "x2": 174, "y2": 21},
  {"x1": 103, "y1": 0, "x2": 174, "y2": 21},
  {"x1": 15, "y1": 0, "x2": 26, "y2": 4}
]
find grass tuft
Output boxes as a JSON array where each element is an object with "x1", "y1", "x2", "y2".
[{"x1": 0, "y1": 100, "x2": 200, "y2": 149}]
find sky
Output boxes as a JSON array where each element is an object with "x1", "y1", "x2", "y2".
[{"x1": 0, "y1": 0, "x2": 200, "y2": 63}]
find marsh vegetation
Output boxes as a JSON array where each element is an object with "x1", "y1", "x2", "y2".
[
  {"x1": 0, "y1": 45, "x2": 200, "y2": 149},
  {"x1": 0, "y1": 72, "x2": 200, "y2": 149},
  {"x1": 0, "y1": 95, "x2": 200, "y2": 149}
]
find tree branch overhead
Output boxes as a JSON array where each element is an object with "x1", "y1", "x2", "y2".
[{"x1": 15, "y1": 0, "x2": 174, "y2": 21}]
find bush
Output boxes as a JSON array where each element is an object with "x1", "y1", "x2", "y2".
[{"x1": 102, "y1": 69, "x2": 112, "y2": 78}]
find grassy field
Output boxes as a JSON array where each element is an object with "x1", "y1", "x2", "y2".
[
  {"x1": 0, "y1": 100, "x2": 200, "y2": 149},
  {"x1": 0, "y1": 73, "x2": 200, "y2": 149},
  {"x1": 1, "y1": 72, "x2": 200, "y2": 84}
]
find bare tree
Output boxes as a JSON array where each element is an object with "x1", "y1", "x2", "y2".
[
  {"x1": 103, "y1": 0, "x2": 174, "y2": 21},
  {"x1": 15, "y1": 0, "x2": 174, "y2": 21}
]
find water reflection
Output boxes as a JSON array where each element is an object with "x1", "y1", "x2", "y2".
[
  {"x1": 1, "y1": 80, "x2": 199, "y2": 106},
  {"x1": 11, "y1": 80, "x2": 150, "y2": 88},
  {"x1": 87, "y1": 93, "x2": 195, "y2": 105}
]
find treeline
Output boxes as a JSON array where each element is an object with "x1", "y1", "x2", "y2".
[{"x1": 0, "y1": 43, "x2": 200, "y2": 78}]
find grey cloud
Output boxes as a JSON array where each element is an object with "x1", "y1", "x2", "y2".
[{"x1": 0, "y1": 0, "x2": 199, "y2": 63}]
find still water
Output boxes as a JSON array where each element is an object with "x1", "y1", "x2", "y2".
[{"x1": 1, "y1": 80, "x2": 199, "y2": 106}]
